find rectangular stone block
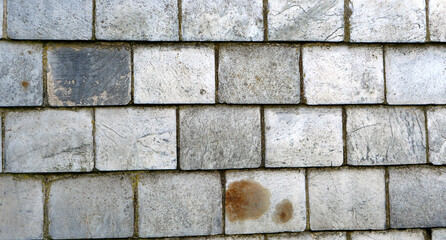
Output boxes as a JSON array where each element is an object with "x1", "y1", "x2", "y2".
[
  {"x1": 386, "y1": 46, "x2": 446, "y2": 104},
  {"x1": 5, "y1": 109, "x2": 93, "y2": 173},
  {"x1": 218, "y1": 44, "x2": 300, "y2": 104},
  {"x1": 96, "y1": 107, "x2": 177, "y2": 170},
  {"x1": 428, "y1": 107, "x2": 446, "y2": 165},
  {"x1": 433, "y1": 229, "x2": 446, "y2": 240},
  {"x1": 180, "y1": 106, "x2": 261, "y2": 170},
  {"x1": 309, "y1": 168, "x2": 386, "y2": 230},
  {"x1": 7, "y1": 0, "x2": 92, "y2": 40},
  {"x1": 96, "y1": 0, "x2": 179, "y2": 40},
  {"x1": 49, "y1": 174, "x2": 133, "y2": 239},
  {"x1": 206, "y1": 236, "x2": 264, "y2": 240},
  {"x1": 182, "y1": 0, "x2": 263, "y2": 41},
  {"x1": 268, "y1": 232, "x2": 346, "y2": 240},
  {"x1": 225, "y1": 170, "x2": 306, "y2": 234},
  {"x1": 138, "y1": 172, "x2": 222, "y2": 237},
  {"x1": 0, "y1": 42, "x2": 43, "y2": 106},
  {"x1": 0, "y1": 176, "x2": 43, "y2": 240},
  {"x1": 389, "y1": 166, "x2": 446, "y2": 228},
  {"x1": 47, "y1": 44, "x2": 131, "y2": 106},
  {"x1": 268, "y1": 0, "x2": 344, "y2": 41},
  {"x1": 265, "y1": 107, "x2": 343, "y2": 167},
  {"x1": 430, "y1": 0, "x2": 446, "y2": 42},
  {"x1": 134, "y1": 45, "x2": 215, "y2": 104},
  {"x1": 303, "y1": 45, "x2": 384, "y2": 104},
  {"x1": 351, "y1": 230, "x2": 426, "y2": 240}
]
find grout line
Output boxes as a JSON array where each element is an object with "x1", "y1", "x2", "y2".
[
  {"x1": 344, "y1": 0, "x2": 352, "y2": 42},
  {"x1": 305, "y1": 168, "x2": 311, "y2": 230},
  {"x1": 176, "y1": 107, "x2": 181, "y2": 170},
  {"x1": 425, "y1": 0, "x2": 431, "y2": 42},
  {"x1": 214, "y1": 43, "x2": 220, "y2": 103},
  {"x1": 385, "y1": 167, "x2": 390, "y2": 229},
  {"x1": 92, "y1": 108, "x2": 98, "y2": 171},
  {"x1": 260, "y1": 106, "x2": 266, "y2": 168},
  {"x1": 342, "y1": 107, "x2": 348, "y2": 166},
  {"x1": 382, "y1": 45, "x2": 388, "y2": 104},
  {"x1": 92, "y1": 0, "x2": 96, "y2": 40},
  {"x1": 263, "y1": 0, "x2": 268, "y2": 42},
  {"x1": 42, "y1": 43, "x2": 49, "y2": 107},
  {"x1": 130, "y1": 43, "x2": 135, "y2": 105},
  {"x1": 1, "y1": 111, "x2": 5, "y2": 173},
  {"x1": 132, "y1": 173, "x2": 139, "y2": 238},
  {"x1": 424, "y1": 107, "x2": 430, "y2": 164},
  {"x1": 2, "y1": 0, "x2": 7, "y2": 39},
  {"x1": 346, "y1": 231, "x2": 352, "y2": 240},
  {"x1": 425, "y1": 228, "x2": 432, "y2": 240},
  {"x1": 178, "y1": 0, "x2": 182, "y2": 41},
  {"x1": 220, "y1": 170, "x2": 226, "y2": 234},
  {"x1": 299, "y1": 45, "x2": 306, "y2": 104},
  {"x1": 43, "y1": 177, "x2": 51, "y2": 239}
]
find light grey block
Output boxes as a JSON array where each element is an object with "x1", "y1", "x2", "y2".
[
  {"x1": 433, "y1": 229, "x2": 446, "y2": 240},
  {"x1": 428, "y1": 107, "x2": 446, "y2": 165},
  {"x1": 268, "y1": 232, "x2": 347, "y2": 240},
  {"x1": 206, "y1": 236, "x2": 264, "y2": 240},
  {"x1": 180, "y1": 106, "x2": 261, "y2": 170},
  {"x1": 430, "y1": 0, "x2": 446, "y2": 42},
  {"x1": 0, "y1": 0, "x2": 3, "y2": 38},
  {"x1": 351, "y1": 230, "x2": 426, "y2": 240},
  {"x1": 218, "y1": 44, "x2": 300, "y2": 104}
]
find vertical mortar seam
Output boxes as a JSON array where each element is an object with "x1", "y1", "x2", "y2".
[
  {"x1": 92, "y1": 0, "x2": 96, "y2": 40},
  {"x1": 385, "y1": 167, "x2": 390, "y2": 229},
  {"x1": 2, "y1": 0, "x2": 7, "y2": 39},
  {"x1": 260, "y1": 106, "x2": 266, "y2": 168},
  {"x1": 220, "y1": 170, "x2": 226, "y2": 235},
  {"x1": 43, "y1": 177, "x2": 51, "y2": 239},
  {"x1": 382, "y1": 45, "x2": 388, "y2": 104},
  {"x1": 305, "y1": 168, "x2": 311, "y2": 230},
  {"x1": 130, "y1": 43, "x2": 135, "y2": 105},
  {"x1": 263, "y1": 0, "x2": 268, "y2": 41},
  {"x1": 426, "y1": 0, "x2": 431, "y2": 42},
  {"x1": 424, "y1": 107, "x2": 430, "y2": 164},
  {"x1": 42, "y1": 43, "x2": 49, "y2": 107},
  {"x1": 214, "y1": 43, "x2": 220, "y2": 103},
  {"x1": 342, "y1": 107, "x2": 348, "y2": 166},
  {"x1": 299, "y1": 45, "x2": 306, "y2": 104},
  {"x1": 92, "y1": 108, "x2": 97, "y2": 171},
  {"x1": 1, "y1": 111, "x2": 5, "y2": 173},
  {"x1": 178, "y1": 0, "x2": 182, "y2": 41},
  {"x1": 132, "y1": 173, "x2": 139, "y2": 238},
  {"x1": 176, "y1": 107, "x2": 181, "y2": 170},
  {"x1": 344, "y1": 0, "x2": 351, "y2": 42}
]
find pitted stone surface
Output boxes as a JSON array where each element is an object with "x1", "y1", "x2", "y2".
[
  {"x1": 138, "y1": 172, "x2": 222, "y2": 237},
  {"x1": 7, "y1": 0, "x2": 92, "y2": 40},
  {"x1": 182, "y1": 0, "x2": 263, "y2": 41},
  {"x1": 303, "y1": 45, "x2": 384, "y2": 104},
  {"x1": 430, "y1": 0, "x2": 446, "y2": 42},
  {"x1": 134, "y1": 45, "x2": 215, "y2": 104},
  {"x1": 96, "y1": 107, "x2": 177, "y2": 170},
  {"x1": 309, "y1": 168, "x2": 386, "y2": 230},
  {"x1": 265, "y1": 107, "x2": 343, "y2": 167},
  {"x1": 218, "y1": 44, "x2": 300, "y2": 104},
  {"x1": 268, "y1": 232, "x2": 347, "y2": 240},
  {"x1": 428, "y1": 107, "x2": 446, "y2": 165},
  {"x1": 433, "y1": 229, "x2": 446, "y2": 240},
  {"x1": 47, "y1": 44, "x2": 131, "y2": 106},
  {"x1": 4, "y1": 109, "x2": 93, "y2": 173},
  {"x1": 0, "y1": 42, "x2": 43, "y2": 106},
  {"x1": 180, "y1": 106, "x2": 261, "y2": 170},
  {"x1": 268, "y1": 0, "x2": 344, "y2": 41},
  {"x1": 351, "y1": 230, "x2": 425, "y2": 240}
]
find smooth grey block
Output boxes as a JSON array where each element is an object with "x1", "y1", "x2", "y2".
[
  {"x1": 351, "y1": 230, "x2": 426, "y2": 240},
  {"x1": 268, "y1": 232, "x2": 346, "y2": 240},
  {"x1": 433, "y1": 229, "x2": 446, "y2": 240}
]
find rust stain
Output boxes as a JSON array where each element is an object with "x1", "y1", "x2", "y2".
[
  {"x1": 21, "y1": 81, "x2": 29, "y2": 88},
  {"x1": 272, "y1": 199, "x2": 293, "y2": 224}
]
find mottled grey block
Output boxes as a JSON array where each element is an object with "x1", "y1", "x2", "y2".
[
  {"x1": 309, "y1": 168, "x2": 386, "y2": 230},
  {"x1": 433, "y1": 229, "x2": 446, "y2": 240},
  {"x1": 268, "y1": 232, "x2": 346, "y2": 240},
  {"x1": 180, "y1": 106, "x2": 261, "y2": 170},
  {"x1": 386, "y1": 46, "x2": 446, "y2": 104},
  {"x1": 96, "y1": 107, "x2": 177, "y2": 170},
  {"x1": 430, "y1": 0, "x2": 446, "y2": 42},
  {"x1": 350, "y1": 0, "x2": 426, "y2": 42},
  {"x1": 428, "y1": 107, "x2": 446, "y2": 165},
  {"x1": 389, "y1": 166, "x2": 446, "y2": 228},
  {"x1": 5, "y1": 109, "x2": 93, "y2": 173},
  {"x1": 138, "y1": 172, "x2": 222, "y2": 237},
  {"x1": 351, "y1": 230, "x2": 426, "y2": 240},
  {"x1": 265, "y1": 107, "x2": 343, "y2": 167},
  {"x1": 303, "y1": 45, "x2": 384, "y2": 104},
  {"x1": 0, "y1": 42, "x2": 43, "y2": 106},
  {"x1": 0, "y1": 176, "x2": 43, "y2": 240},
  {"x1": 7, "y1": 0, "x2": 92, "y2": 40},
  {"x1": 182, "y1": 0, "x2": 263, "y2": 41},
  {"x1": 218, "y1": 44, "x2": 300, "y2": 104},
  {"x1": 134, "y1": 45, "x2": 215, "y2": 104},
  {"x1": 47, "y1": 45, "x2": 131, "y2": 106},
  {"x1": 96, "y1": 0, "x2": 179, "y2": 40},
  {"x1": 268, "y1": 0, "x2": 344, "y2": 41}
]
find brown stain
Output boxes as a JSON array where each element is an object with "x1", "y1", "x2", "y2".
[
  {"x1": 272, "y1": 199, "x2": 293, "y2": 224},
  {"x1": 21, "y1": 81, "x2": 29, "y2": 88},
  {"x1": 254, "y1": 76, "x2": 262, "y2": 82},
  {"x1": 225, "y1": 179, "x2": 271, "y2": 222}
]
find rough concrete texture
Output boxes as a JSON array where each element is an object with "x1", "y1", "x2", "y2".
[
  {"x1": 4, "y1": 109, "x2": 93, "y2": 173},
  {"x1": 389, "y1": 166, "x2": 446, "y2": 228},
  {"x1": 428, "y1": 107, "x2": 446, "y2": 165},
  {"x1": 309, "y1": 168, "x2": 386, "y2": 230},
  {"x1": 7, "y1": 0, "x2": 92, "y2": 40},
  {"x1": 134, "y1": 45, "x2": 215, "y2": 104},
  {"x1": 0, "y1": 176, "x2": 43, "y2": 240},
  {"x1": 96, "y1": 0, "x2": 179, "y2": 40},
  {"x1": 96, "y1": 107, "x2": 177, "y2": 170},
  {"x1": 268, "y1": 0, "x2": 344, "y2": 41},
  {"x1": 347, "y1": 107, "x2": 426, "y2": 165},
  {"x1": 350, "y1": 0, "x2": 426, "y2": 42},
  {"x1": 350, "y1": 230, "x2": 426, "y2": 240},
  {"x1": 265, "y1": 107, "x2": 343, "y2": 167},
  {"x1": 225, "y1": 170, "x2": 306, "y2": 234},
  {"x1": 47, "y1": 45, "x2": 131, "y2": 106},
  {"x1": 49, "y1": 174, "x2": 133, "y2": 239},
  {"x1": 433, "y1": 229, "x2": 446, "y2": 240},
  {"x1": 430, "y1": 0, "x2": 446, "y2": 42},
  {"x1": 0, "y1": 42, "x2": 43, "y2": 106},
  {"x1": 218, "y1": 44, "x2": 300, "y2": 104},
  {"x1": 180, "y1": 106, "x2": 261, "y2": 170},
  {"x1": 138, "y1": 172, "x2": 222, "y2": 237},
  {"x1": 303, "y1": 45, "x2": 384, "y2": 104},
  {"x1": 386, "y1": 46, "x2": 446, "y2": 104},
  {"x1": 268, "y1": 232, "x2": 346, "y2": 240},
  {"x1": 182, "y1": 0, "x2": 263, "y2": 41}
]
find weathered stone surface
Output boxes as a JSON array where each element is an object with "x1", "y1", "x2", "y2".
[
  {"x1": 309, "y1": 168, "x2": 386, "y2": 230},
  {"x1": 347, "y1": 107, "x2": 426, "y2": 165},
  {"x1": 0, "y1": 0, "x2": 3, "y2": 38},
  {"x1": 49, "y1": 174, "x2": 133, "y2": 239},
  {"x1": 206, "y1": 236, "x2": 264, "y2": 240},
  {"x1": 268, "y1": 0, "x2": 344, "y2": 41},
  {"x1": 303, "y1": 45, "x2": 384, "y2": 104},
  {"x1": 268, "y1": 232, "x2": 346, "y2": 240},
  {"x1": 0, "y1": 176, "x2": 43, "y2": 240},
  {"x1": 134, "y1": 45, "x2": 214, "y2": 104},
  {"x1": 433, "y1": 229, "x2": 446, "y2": 240},
  {"x1": 138, "y1": 172, "x2": 222, "y2": 237},
  {"x1": 350, "y1": 0, "x2": 426, "y2": 42},
  {"x1": 182, "y1": 0, "x2": 263, "y2": 41},
  {"x1": 96, "y1": 0, "x2": 179, "y2": 40},
  {"x1": 265, "y1": 107, "x2": 343, "y2": 167},
  {"x1": 0, "y1": 116, "x2": 2, "y2": 171},
  {"x1": 47, "y1": 45, "x2": 131, "y2": 106},
  {"x1": 225, "y1": 170, "x2": 306, "y2": 234},
  {"x1": 428, "y1": 107, "x2": 446, "y2": 165},
  {"x1": 389, "y1": 166, "x2": 446, "y2": 228},
  {"x1": 0, "y1": 42, "x2": 43, "y2": 106},
  {"x1": 96, "y1": 107, "x2": 177, "y2": 170},
  {"x1": 180, "y1": 106, "x2": 261, "y2": 170},
  {"x1": 218, "y1": 44, "x2": 300, "y2": 104},
  {"x1": 4, "y1": 109, "x2": 93, "y2": 173},
  {"x1": 7, "y1": 0, "x2": 92, "y2": 40},
  {"x1": 386, "y1": 46, "x2": 446, "y2": 104},
  {"x1": 351, "y1": 230, "x2": 425, "y2": 240},
  {"x1": 430, "y1": 0, "x2": 446, "y2": 42}
]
